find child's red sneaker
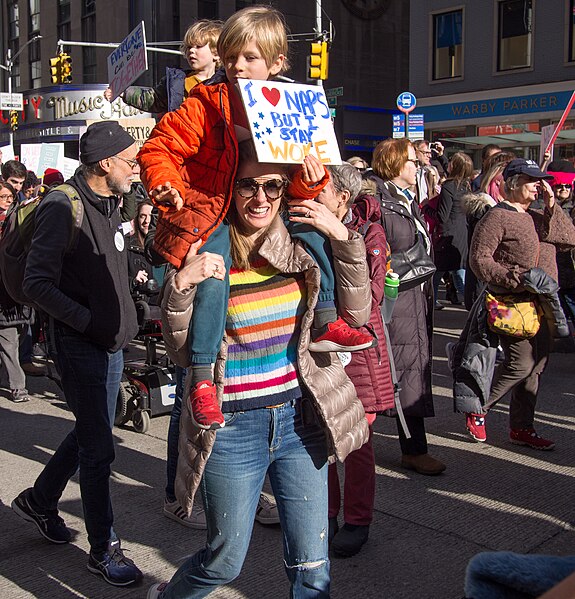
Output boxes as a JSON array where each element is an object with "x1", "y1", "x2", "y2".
[
  {"x1": 466, "y1": 413, "x2": 487, "y2": 442},
  {"x1": 190, "y1": 381, "x2": 224, "y2": 430},
  {"x1": 309, "y1": 317, "x2": 376, "y2": 352}
]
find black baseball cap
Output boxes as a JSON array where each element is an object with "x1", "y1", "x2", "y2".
[{"x1": 502, "y1": 159, "x2": 553, "y2": 181}]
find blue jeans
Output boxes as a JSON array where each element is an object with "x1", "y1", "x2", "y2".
[
  {"x1": 161, "y1": 400, "x2": 330, "y2": 599},
  {"x1": 188, "y1": 221, "x2": 232, "y2": 364},
  {"x1": 31, "y1": 323, "x2": 123, "y2": 555},
  {"x1": 165, "y1": 365, "x2": 186, "y2": 502}
]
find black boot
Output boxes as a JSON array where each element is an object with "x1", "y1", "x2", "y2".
[{"x1": 331, "y1": 523, "x2": 369, "y2": 557}]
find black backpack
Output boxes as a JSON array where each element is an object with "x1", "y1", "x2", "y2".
[{"x1": 0, "y1": 184, "x2": 84, "y2": 309}]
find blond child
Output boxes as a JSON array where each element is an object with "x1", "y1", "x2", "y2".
[{"x1": 104, "y1": 19, "x2": 223, "y2": 113}]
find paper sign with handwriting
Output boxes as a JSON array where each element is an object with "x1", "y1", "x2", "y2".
[
  {"x1": 238, "y1": 80, "x2": 341, "y2": 165},
  {"x1": 107, "y1": 22, "x2": 148, "y2": 101}
]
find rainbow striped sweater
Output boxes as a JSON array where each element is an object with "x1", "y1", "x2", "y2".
[{"x1": 222, "y1": 258, "x2": 307, "y2": 412}]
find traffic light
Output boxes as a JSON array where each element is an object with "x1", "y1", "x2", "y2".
[
  {"x1": 308, "y1": 40, "x2": 329, "y2": 80},
  {"x1": 9, "y1": 110, "x2": 18, "y2": 131},
  {"x1": 50, "y1": 55, "x2": 62, "y2": 84},
  {"x1": 60, "y1": 52, "x2": 72, "y2": 83}
]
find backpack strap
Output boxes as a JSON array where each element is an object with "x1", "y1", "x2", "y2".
[{"x1": 52, "y1": 183, "x2": 84, "y2": 253}]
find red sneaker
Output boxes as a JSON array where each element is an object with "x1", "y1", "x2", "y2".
[
  {"x1": 190, "y1": 381, "x2": 224, "y2": 430},
  {"x1": 466, "y1": 413, "x2": 487, "y2": 442},
  {"x1": 309, "y1": 318, "x2": 376, "y2": 352},
  {"x1": 510, "y1": 428, "x2": 555, "y2": 450}
]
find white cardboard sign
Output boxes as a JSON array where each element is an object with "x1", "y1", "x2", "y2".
[
  {"x1": 238, "y1": 80, "x2": 341, "y2": 165},
  {"x1": 107, "y1": 22, "x2": 148, "y2": 101}
]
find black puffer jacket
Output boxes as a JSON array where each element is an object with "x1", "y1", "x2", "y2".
[{"x1": 379, "y1": 182, "x2": 435, "y2": 418}]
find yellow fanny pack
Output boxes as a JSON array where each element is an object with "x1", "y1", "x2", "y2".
[{"x1": 485, "y1": 292, "x2": 542, "y2": 339}]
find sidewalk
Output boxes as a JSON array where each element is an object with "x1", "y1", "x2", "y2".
[{"x1": 1, "y1": 304, "x2": 574, "y2": 598}]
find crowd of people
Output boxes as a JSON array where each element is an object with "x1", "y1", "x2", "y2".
[{"x1": 2, "y1": 5, "x2": 575, "y2": 599}]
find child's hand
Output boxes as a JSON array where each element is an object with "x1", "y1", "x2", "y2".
[
  {"x1": 174, "y1": 240, "x2": 226, "y2": 291},
  {"x1": 103, "y1": 87, "x2": 113, "y2": 102},
  {"x1": 150, "y1": 181, "x2": 184, "y2": 211},
  {"x1": 301, "y1": 154, "x2": 326, "y2": 187}
]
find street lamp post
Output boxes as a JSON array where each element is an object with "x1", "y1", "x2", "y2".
[{"x1": 1, "y1": 35, "x2": 42, "y2": 149}]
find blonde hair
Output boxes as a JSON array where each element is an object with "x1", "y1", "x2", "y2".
[
  {"x1": 180, "y1": 19, "x2": 223, "y2": 67},
  {"x1": 217, "y1": 6, "x2": 289, "y2": 73}
]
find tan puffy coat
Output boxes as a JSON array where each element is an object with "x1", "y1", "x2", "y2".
[{"x1": 160, "y1": 217, "x2": 371, "y2": 515}]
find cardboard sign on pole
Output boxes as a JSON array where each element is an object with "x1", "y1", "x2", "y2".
[
  {"x1": 238, "y1": 80, "x2": 341, "y2": 165},
  {"x1": 107, "y1": 22, "x2": 148, "y2": 101}
]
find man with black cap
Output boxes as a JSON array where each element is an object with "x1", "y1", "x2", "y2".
[{"x1": 10, "y1": 121, "x2": 142, "y2": 587}]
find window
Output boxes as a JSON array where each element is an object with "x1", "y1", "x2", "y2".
[
  {"x1": 497, "y1": 0, "x2": 533, "y2": 71},
  {"x1": 569, "y1": 0, "x2": 575, "y2": 62},
  {"x1": 58, "y1": 0, "x2": 71, "y2": 41},
  {"x1": 432, "y1": 9, "x2": 463, "y2": 80},
  {"x1": 82, "y1": 0, "x2": 97, "y2": 83},
  {"x1": 198, "y1": 0, "x2": 218, "y2": 19},
  {"x1": 8, "y1": 2, "x2": 20, "y2": 89},
  {"x1": 29, "y1": 0, "x2": 40, "y2": 34}
]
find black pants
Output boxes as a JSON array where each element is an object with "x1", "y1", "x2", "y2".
[{"x1": 397, "y1": 415, "x2": 428, "y2": 455}]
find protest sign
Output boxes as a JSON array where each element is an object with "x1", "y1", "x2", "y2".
[
  {"x1": 238, "y1": 80, "x2": 341, "y2": 165},
  {"x1": 0, "y1": 145, "x2": 15, "y2": 162},
  {"x1": 37, "y1": 143, "x2": 64, "y2": 175},
  {"x1": 540, "y1": 124, "x2": 555, "y2": 163},
  {"x1": 107, "y1": 22, "x2": 148, "y2": 101}
]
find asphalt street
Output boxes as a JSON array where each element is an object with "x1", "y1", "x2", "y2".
[{"x1": 1, "y1": 302, "x2": 574, "y2": 599}]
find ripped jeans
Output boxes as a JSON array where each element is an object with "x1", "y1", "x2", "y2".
[{"x1": 160, "y1": 400, "x2": 330, "y2": 599}]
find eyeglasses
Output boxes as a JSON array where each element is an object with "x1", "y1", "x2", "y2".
[
  {"x1": 113, "y1": 156, "x2": 139, "y2": 170},
  {"x1": 406, "y1": 158, "x2": 420, "y2": 167},
  {"x1": 235, "y1": 177, "x2": 288, "y2": 201},
  {"x1": 418, "y1": 150, "x2": 432, "y2": 157},
  {"x1": 554, "y1": 183, "x2": 573, "y2": 190},
  {"x1": 0, "y1": 193, "x2": 14, "y2": 201}
]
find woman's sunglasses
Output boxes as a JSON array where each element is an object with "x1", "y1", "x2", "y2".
[
  {"x1": 554, "y1": 183, "x2": 573, "y2": 190},
  {"x1": 234, "y1": 178, "x2": 288, "y2": 201}
]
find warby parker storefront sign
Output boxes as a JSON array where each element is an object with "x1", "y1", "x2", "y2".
[
  {"x1": 419, "y1": 90, "x2": 572, "y2": 123},
  {"x1": 0, "y1": 84, "x2": 152, "y2": 142}
]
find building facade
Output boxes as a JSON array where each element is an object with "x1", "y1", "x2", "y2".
[
  {"x1": 0, "y1": 0, "x2": 409, "y2": 159},
  {"x1": 410, "y1": 0, "x2": 575, "y2": 161}
]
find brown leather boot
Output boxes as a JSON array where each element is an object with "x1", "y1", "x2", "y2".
[{"x1": 401, "y1": 453, "x2": 446, "y2": 475}]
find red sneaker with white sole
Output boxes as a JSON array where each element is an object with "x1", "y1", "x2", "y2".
[
  {"x1": 309, "y1": 317, "x2": 376, "y2": 352},
  {"x1": 466, "y1": 413, "x2": 487, "y2": 442},
  {"x1": 190, "y1": 381, "x2": 224, "y2": 430}
]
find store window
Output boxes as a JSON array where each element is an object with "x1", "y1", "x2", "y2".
[
  {"x1": 58, "y1": 0, "x2": 71, "y2": 42},
  {"x1": 432, "y1": 9, "x2": 463, "y2": 80},
  {"x1": 199, "y1": 0, "x2": 218, "y2": 19},
  {"x1": 82, "y1": 0, "x2": 97, "y2": 83},
  {"x1": 497, "y1": 0, "x2": 533, "y2": 71}
]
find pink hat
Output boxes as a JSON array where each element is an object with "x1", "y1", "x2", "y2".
[
  {"x1": 547, "y1": 171, "x2": 575, "y2": 186},
  {"x1": 43, "y1": 168, "x2": 64, "y2": 187}
]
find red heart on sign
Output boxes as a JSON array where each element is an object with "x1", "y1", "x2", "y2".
[{"x1": 262, "y1": 87, "x2": 281, "y2": 106}]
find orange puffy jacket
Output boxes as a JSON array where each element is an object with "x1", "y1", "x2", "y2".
[{"x1": 139, "y1": 82, "x2": 239, "y2": 268}]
